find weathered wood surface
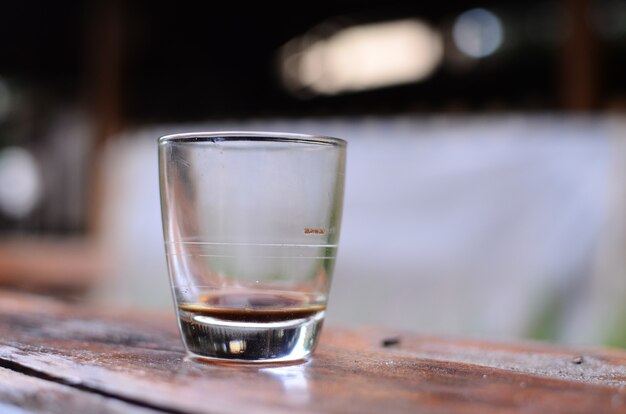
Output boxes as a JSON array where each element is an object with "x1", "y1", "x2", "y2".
[
  {"x1": 0, "y1": 366, "x2": 156, "y2": 414},
  {"x1": 0, "y1": 291, "x2": 624, "y2": 413}
]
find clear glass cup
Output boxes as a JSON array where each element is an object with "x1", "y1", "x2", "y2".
[{"x1": 158, "y1": 131, "x2": 346, "y2": 363}]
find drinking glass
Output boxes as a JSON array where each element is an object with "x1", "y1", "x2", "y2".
[{"x1": 158, "y1": 131, "x2": 346, "y2": 362}]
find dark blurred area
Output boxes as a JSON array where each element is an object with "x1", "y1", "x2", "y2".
[
  {"x1": 1, "y1": 0, "x2": 626, "y2": 345},
  {"x1": 3, "y1": 0, "x2": 626, "y2": 122},
  {"x1": 2, "y1": 0, "x2": 624, "y2": 233}
]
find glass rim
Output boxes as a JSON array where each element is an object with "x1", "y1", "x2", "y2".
[{"x1": 158, "y1": 131, "x2": 346, "y2": 147}]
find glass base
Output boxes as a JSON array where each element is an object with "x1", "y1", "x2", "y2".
[{"x1": 178, "y1": 309, "x2": 325, "y2": 363}]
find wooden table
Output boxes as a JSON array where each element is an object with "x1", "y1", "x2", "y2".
[{"x1": 0, "y1": 291, "x2": 625, "y2": 413}]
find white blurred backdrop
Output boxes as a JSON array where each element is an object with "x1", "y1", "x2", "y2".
[{"x1": 93, "y1": 115, "x2": 626, "y2": 346}]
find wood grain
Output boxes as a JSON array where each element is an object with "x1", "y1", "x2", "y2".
[
  {"x1": 0, "y1": 291, "x2": 624, "y2": 413},
  {"x1": 0, "y1": 367, "x2": 157, "y2": 414}
]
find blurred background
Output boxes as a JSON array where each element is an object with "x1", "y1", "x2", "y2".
[{"x1": 1, "y1": 0, "x2": 626, "y2": 347}]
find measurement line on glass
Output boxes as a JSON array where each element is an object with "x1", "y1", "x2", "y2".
[
  {"x1": 166, "y1": 254, "x2": 336, "y2": 259},
  {"x1": 165, "y1": 241, "x2": 338, "y2": 248}
]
